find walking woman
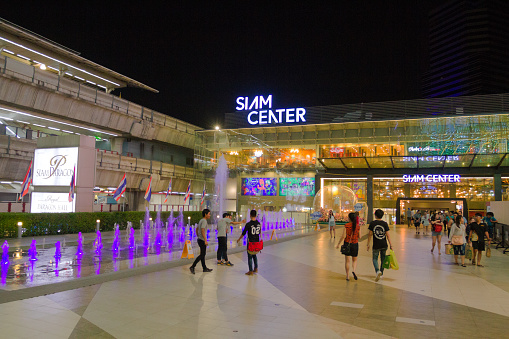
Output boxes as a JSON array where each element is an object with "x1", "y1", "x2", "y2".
[
  {"x1": 431, "y1": 213, "x2": 444, "y2": 255},
  {"x1": 421, "y1": 211, "x2": 431, "y2": 235},
  {"x1": 448, "y1": 215, "x2": 467, "y2": 267},
  {"x1": 336, "y1": 212, "x2": 360, "y2": 281},
  {"x1": 329, "y1": 210, "x2": 336, "y2": 239}
]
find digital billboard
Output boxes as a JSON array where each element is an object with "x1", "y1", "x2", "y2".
[
  {"x1": 279, "y1": 177, "x2": 315, "y2": 196},
  {"x1": 241, "y1": 178, "x2": 277, "y2": 196}
]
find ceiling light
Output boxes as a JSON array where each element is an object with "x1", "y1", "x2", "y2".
[
  {"x1": 3, "y1": 49, "x2": 14, "y2": 54},
  {"x1": 47, "y1": 66, "x2": 58, "y2": 71},
  {"x1": 32, "y1": 124, "x2": 45, "y2": 128},
  {"x1": 17, "y1": 54, "x2": 30, "y2": 60},
  {"x1": 75, "y1": 76, "x2": 85, "y2": 81},
  {"x1": 48, "y1": 127, "x2": 60, "y2": 131},
  {"x1": 39, "y1": 64, "x2": 47, "y2": 70}
]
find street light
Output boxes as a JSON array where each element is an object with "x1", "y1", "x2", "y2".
[
  {"x1": 17, "y1": 222, "x2": 23, "y2": 239},
  {"x1": 188, "y1": 216, "x2": 191, "y2": 226},
  {"x1": 96, "y1": 219, "x2": 100, "y2": 232},
  {"x1": 215, "y1": 126, "x2": 220, "y2": 130}
]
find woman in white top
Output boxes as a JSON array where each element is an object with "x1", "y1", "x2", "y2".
[
  {"x1": 328, "y1": 210, "x2": 336, "y2": 239},
  {"x1": 421, "y1": 211, "x2": 430, "y2": 236},
  {"x1": 448, "y1": 215, "x2": 467, "y2": 267}
]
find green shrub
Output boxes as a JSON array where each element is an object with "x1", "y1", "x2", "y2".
[{"x1": 0, "y1": 211, "x2": 203, "y2": 238}]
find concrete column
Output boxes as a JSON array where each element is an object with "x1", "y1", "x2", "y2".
[
  {"x1": 367, "y1": 175, "x2": 373, "y2": 223},
  {"x1": 494, "y1": 174, "x2": 502, "y2": 201}
]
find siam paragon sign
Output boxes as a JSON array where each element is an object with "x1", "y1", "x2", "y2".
[
  {"x1": 236, "y1": 95, "x2": 306, "y2": 125},
  {"x1": 33, "y1": 147, "x2": 78, "y2": 186}
]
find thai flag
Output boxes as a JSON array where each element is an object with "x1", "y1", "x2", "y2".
[
  {"x1": 68, "y1": 165, "x2": 76, "y2": 202},
  {"x1": 163, "y1": 178, "x2": 172, "y2": 203},
  {"x1": 113, "y1": 173, "x2": 127, "y2": 201},
  {"x1": 200, "y1": 183, "x2": 206, "y2": 206},
  {"x1": 19, "y1": 160, "x2": 32, "y2": 200},
  {"x1": 184, "y1": 180, "x2": 191, "y2": 203},
  {"x1": 144, "y1": 176, "x2": 152, "y2": 202}
]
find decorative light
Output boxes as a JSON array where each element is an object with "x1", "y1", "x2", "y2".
[
  {"x1": 215, "y1": 126, "x2": 220, "y2": 130},
  {"x1": 254, "y1": 150, "x2": 263, "y2": 157},
  {"x1": 39, "y1": 63, "x2": 46, "y2": 70}
]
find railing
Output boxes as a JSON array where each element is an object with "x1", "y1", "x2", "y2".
[
  {"x1": 0, "y1": 57, "x2": 198, "y2": 136},
  {"x1": 494, "y1": 223, "x2": 509, "y2": 254}
]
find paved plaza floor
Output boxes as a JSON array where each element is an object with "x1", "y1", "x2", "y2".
[{"x1": 1, "y1": 225, "x2": 508, "y2": 338}]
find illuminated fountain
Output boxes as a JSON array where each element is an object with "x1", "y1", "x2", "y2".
[
  {"x1": 54, "y1": 241, "x2": 62, "y2": 259},
  {"x1": 112, "y1": 225, "x2": 120, "y2": 253},
  {"x1": 2, "y1": 241, "x2": 9, "y2": 265},
  {"x1": 94, "y1": 230, "x2": 103, "y2": 256},
  {"x1": 129, "y1": 227, "x2": 136, "y2": 249},
  {"x1": 154, "y1": 208, "x2": 162, "y2": 250},
  {"x1": 143, "y1": 208, "x2": 150, "y2": 248},
  {"x1": 29, "y1": 240, "x2": 38, "y2": 261},
  {"x1": 76, "y1": 232, "x2": 83, "y2": 256},
  {"x1": 215, "y1": 154, "x2": 228, "y2": 219}
]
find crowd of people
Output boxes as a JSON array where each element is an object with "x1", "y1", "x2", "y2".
[{"x1": 189, "y1": 207, "x2": 497, "y2": 280}]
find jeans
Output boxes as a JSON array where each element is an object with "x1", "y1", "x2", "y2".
[
  {"x1": 372, "y1": 248, "x2": 387, "y2": 274},
  {"x1": 217, "y1": 236, "x2": 228, "y2": 261},
  {"x1": 191, "y1": 239, "x2": 207, "y2": 269},
  {"x1": 248, "y1": 252, "x2": 258, "y2": 272}
]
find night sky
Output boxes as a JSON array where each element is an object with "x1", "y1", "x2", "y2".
[{"x1": 2, "y1": 2, "x2": 443, "y2": 129}]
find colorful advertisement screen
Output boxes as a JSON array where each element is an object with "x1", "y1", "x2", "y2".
[
  {"x1": 241, "y1": 178, "x2": 277, "y2": 196},
  {"x1": 279, "y1": 177, "x2": 315, "y2": 196}
]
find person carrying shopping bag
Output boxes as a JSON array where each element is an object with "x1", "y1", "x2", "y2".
[
  {"x1": 448, "y1": 215, "x2": 467, "y2": 267},
  {"x1": 367, "y1": 209, "x2": 393, "y2": 282}
]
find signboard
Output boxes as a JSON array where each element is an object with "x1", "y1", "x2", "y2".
[
  {"x1": 235, "y1": 95, "x2": 306, "y2": 126},
  {"x1": 33, "y1": 147, "x2": 78, "y2": 186},
  {"x1": 330, "y1": 147, "x2": 344, "y2": 154},
  {"x1": 31, "y1": 192, "x2": 75, "y2": 213},
  {"x1": 402, "y1": 174, "x2": 460, "y2": 183},
  {"x1": 241, "y1": 178, "x2": 277, "y2": 196},
  {"x1": 279, "y1": 178, "x2": 315, "y2": 196},
  {"x1": 310, "y1": 212, "x2": 322, "y2": 221},
  {"x1": 354, "y1": 203, "x2": 363, "y2": 212}
]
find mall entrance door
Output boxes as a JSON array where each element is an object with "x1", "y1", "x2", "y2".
[{"x1": 395, "y1": 198, "x2": 468, "y2": 224}]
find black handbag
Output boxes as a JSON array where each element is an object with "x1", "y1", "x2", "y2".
[{"x1": 340, "y1": 225, "x2": 354, "y2": 255}]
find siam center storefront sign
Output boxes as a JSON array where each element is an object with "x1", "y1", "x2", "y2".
[
  {"x1": 403, "y1": 174, "x2": 461, "y2": 183},
  {"x1": 236, "y1": 95, "x2": 306, "y2": 125}
]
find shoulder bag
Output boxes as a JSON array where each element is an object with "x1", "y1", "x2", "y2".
[{"x1": 340, "y1": 225, "x2": 354, "y2": 255}]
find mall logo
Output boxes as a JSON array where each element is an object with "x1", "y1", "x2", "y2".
[
  {"x1": 35, "y1": 155, "x2": 74, "y2": 179},
  {"x1": 403, "y1": 174, "x2": 461, "y2": 183},
  {"x1": 236, "y1": 95, "x2": 306, "y2": 125}
]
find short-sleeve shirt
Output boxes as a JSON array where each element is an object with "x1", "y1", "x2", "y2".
[
  {"x1": 242, "y1": 220, "x2": 261, "y2": 243},
  {"x1": 197, "y1": 218, "x2": 208, "y2": 241},
  {"x1": 483, "y1": 217, "x2": 496, "y2": 227},
  {"x1": 471, "y1": 222, "x2": 488, "y2": 242},
  {"x1": 368, "y1": 220, "x2": 389, "y2": 250},
  {"x1": 406, "y1": 209, "x2": 411, "y2": 217},
  {"x1": 344, "y1": 222, "x2": 360, "y2": 244},
  {"x1": 217, "y1": 218, "x2": 231, "y2": 237},
  {"x1": 328, "y1": 216, "x2": 335, "y2": 227}
]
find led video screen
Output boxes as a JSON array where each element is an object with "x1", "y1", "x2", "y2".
[
  {"x1": 279, "y1": 177, "x2": 315, "y2": 196},
  {"x1": 241, "y1": 178, "x2": 277, "y2": 196}
]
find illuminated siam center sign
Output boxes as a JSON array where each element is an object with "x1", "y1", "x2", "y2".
[
  {"x1": 403, "y1": 174, "x2": 461, "y2": 183},
  {"x1": 236, "y1": 95, "x2": 306, "y2": 125}
]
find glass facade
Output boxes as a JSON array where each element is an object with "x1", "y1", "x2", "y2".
[{"x1": 195, "y1": 113, "x2": 509, "y2": 217}]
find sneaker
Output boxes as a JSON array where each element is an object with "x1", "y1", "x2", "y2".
[
  {"x1": 253, "y1": 268, "x2": 258, "y2": 273},
  {"x1": 375, "y1": 271, "x2": 382, "y2": 282},
  {"x1": 217, "y1": 261, "x2": 224, "y2": 265},
  {"x1": 189, "y1": 266, "x2": 195, "y2": 275},
  {"x1": 245, "y1": 271, "x2": 254, "y2": 275},
  {"x1": 203, "y1": 268, "x2": 213, "y2": 272},
  {"x1": 225, "y1": 261, "x2": 234, "y2": 266}
]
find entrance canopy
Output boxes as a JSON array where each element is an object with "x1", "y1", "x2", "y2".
[{"x1": 317, "y1": 153, "x2": 509, "y2": 170}]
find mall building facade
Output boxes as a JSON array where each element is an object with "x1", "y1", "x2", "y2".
[{"x1": 194, "y1": 93, "x2": 509, "y2": 225}]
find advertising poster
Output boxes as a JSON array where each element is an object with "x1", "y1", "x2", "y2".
[
  {"x1": 279, "y1": 177, "x2": 315, "y2": 196},
  {"x1": 241, "y1": 178, "x2": 277, "y2": 196}
]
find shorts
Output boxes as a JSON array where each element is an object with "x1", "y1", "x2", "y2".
[
  {"x1": 343, "y1": 242, "x2": 359, "y2": 257},
  {"x1": 472, "y1": 241, "x2": 485, "y2": 252},
  {"x1": 432, "y1": 231, "x2": 442, "y2": 236},
  {"x1": 453, "y1": 243, "x2": 466, "y2": 256},
  {"x1": 414, "y1": 222, "x2": 421, "y2": 228}
]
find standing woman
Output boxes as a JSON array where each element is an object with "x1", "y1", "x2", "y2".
[
  {"x1": 448, "y1": 215, "x2": 467, "y2": 267},
  {"x1": 329, "y1": 210, "x2": 336, "y2": 239},
  {"x1": 421, "y1": 211, "x2": 431, "y2": 235},
  {"x1": 336, "y1": 212, "x2": 360, "y2": 281},
  {"x1": 431, "y1": 213, "x2": 444, "y2": 255}
]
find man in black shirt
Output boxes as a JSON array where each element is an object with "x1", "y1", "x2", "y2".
[
  {"x1": 468, "y1": 213, "x2": 491, "y2": 267},
  {"x1": 367, "y1": 209, "x2": 393, "y2": 282},
  {"x1": 237, "y1": 209, "x2": 261, "y2": 276}
]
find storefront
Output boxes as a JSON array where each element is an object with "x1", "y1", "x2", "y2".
[{"x1": 194, "y1": 93, "x2": 509, "y2": 224}]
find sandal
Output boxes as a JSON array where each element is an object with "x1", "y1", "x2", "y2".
[
  {"x1": 477, "y1": 264, "x2": 484, "y2": 267},
  {"x1": 461, "y1": 264, "x2": 467, "y2": 267},
  {"x1": 352, "y1": 272, "x2": 358, "y2": 280}
]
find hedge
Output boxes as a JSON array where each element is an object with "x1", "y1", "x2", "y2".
[{"x1": 0, "y1": 211, "x2": 204, "y2": 239}]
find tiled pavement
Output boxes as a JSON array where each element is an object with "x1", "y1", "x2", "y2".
[{"x1": 0, "y1": 225, "x2": 508, "y2": 338}]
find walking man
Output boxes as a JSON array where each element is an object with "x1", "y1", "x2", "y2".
[
  {"x1": 190, "y1": 209, "x2": 213, "y2": 274},
  {"x1": 217, "y1": 213, "x2": 244, "y2": 266},
  {"x1": 367, "y1": 209, "x2": 393, "y2": 282},
  {"x1": 406, "y1": 208, "x2": 412, "y2": 228},
  {"x1": 469, "y1": 213, "x2": 491, "y2": 267}
]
